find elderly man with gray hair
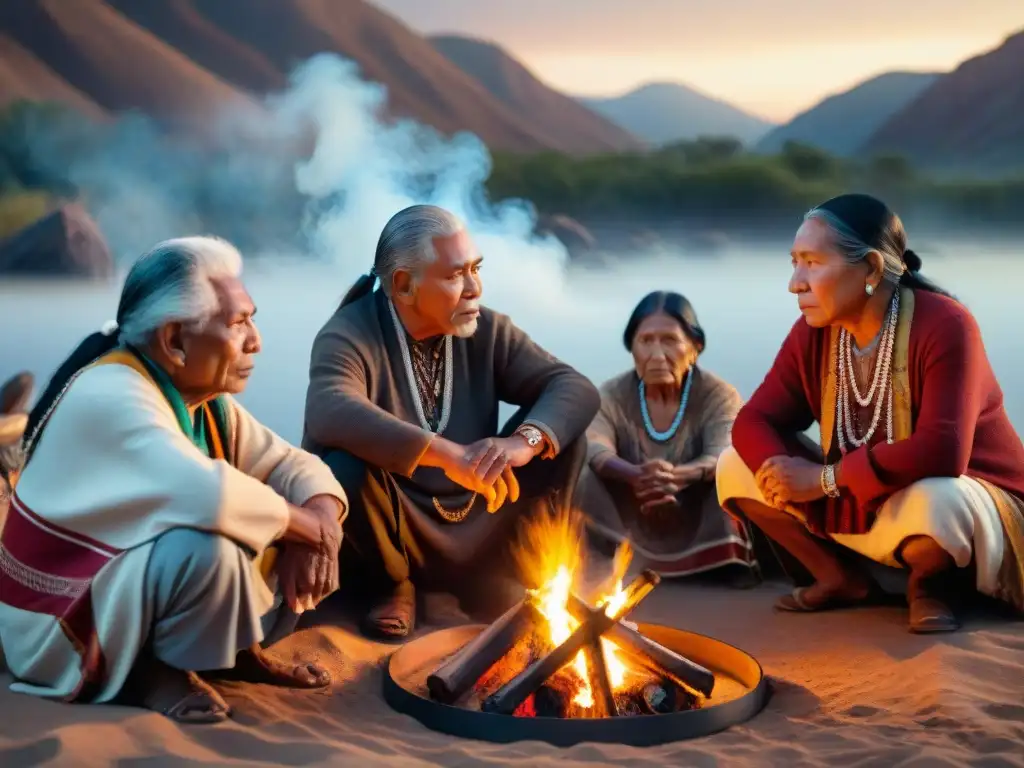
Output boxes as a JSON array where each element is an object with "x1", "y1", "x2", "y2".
[
  {"x1": 0, "y1": 237, "x2": 347, "y2": 724},
  {"x1": 303, "y1": 204, "x2": 600, "y2": 639}
]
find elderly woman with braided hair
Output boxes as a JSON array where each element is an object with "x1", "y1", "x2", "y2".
[
  {"x1": 717, "y1": 193, "x2": 1024, "y2": 633},
  {"x1": 0, "y1": 237, "x2": 347, "y2": 724}
]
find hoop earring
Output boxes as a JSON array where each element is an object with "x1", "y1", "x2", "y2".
[{"x1": 865, "y1": 283, "x2": 875, "y2": 296}]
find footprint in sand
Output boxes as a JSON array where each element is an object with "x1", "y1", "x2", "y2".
[
  {"x1": 843, "y1": 705, "x2": 882, "y2": 718},
  {"x1": 981, "y1": 702, "x2": 1024, "y2": 721}
]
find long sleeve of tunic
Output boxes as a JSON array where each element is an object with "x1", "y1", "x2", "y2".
[
  {"x1": 731, "y1": 291, "x2": 1024, "y2": 532},
  {"x1": 302, "y1": 294, "x2": 599, "y2": 476}
]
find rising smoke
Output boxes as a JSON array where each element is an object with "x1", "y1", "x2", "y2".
[{"x1": 45, "y1": 53, "x2": 570, "y2": 308}]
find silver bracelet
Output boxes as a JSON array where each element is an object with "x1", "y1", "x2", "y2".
[{"x1": 820, "y1": 463, "x2": 840, "y2": 498}]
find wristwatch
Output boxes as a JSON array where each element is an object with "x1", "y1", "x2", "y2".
[{"x1": 515, "y1": 425, "x2": 545, "y2": 450}]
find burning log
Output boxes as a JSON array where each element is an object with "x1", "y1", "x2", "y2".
[
  {"x1": 639, "y1": 679, "x2": 699, "y2": 714},
  {"x1": 566, "y1": 594, "x2": 716, "y2": 698},
  {"x1": 585, "y1": 625, "x2": 618, "y2": 717},
  {"x1": 481, "y1": 571, "x2": 659, "y2": 715},
  {"x1": 533, "y1": 684, "x2": 571, "y2": 718},
  {"x1": 481, "y1": 603, "x2": 616, "y2": 715},
  {"x1": 616, "y1": 569, "x2": 660, "y2": 611},
  {"x1": 427, "y1": 599, "x2": 542, "y2": 704}
]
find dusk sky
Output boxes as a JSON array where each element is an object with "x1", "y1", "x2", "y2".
[{"x1": 372, "y1": 0, "x2": 1022, "y2": 122}]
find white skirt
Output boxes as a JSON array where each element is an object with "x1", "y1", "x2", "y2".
[{"x1": 716, "y1": 446, "x2": 1006, "y2": 597}]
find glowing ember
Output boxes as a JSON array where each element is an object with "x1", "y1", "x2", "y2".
[{"x1": 515, "y1": 510, "x2": 638, "y2": 715}]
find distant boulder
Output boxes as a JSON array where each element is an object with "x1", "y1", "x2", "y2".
[
  {"x1": 0, "y1": 204, "x2": 113, "y2": 277},
  {"x1": 536, "y1": 214, "x2": 597, "y2": 257}
]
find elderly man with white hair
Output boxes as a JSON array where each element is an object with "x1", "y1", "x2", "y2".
[
  {"x1": 0, "y1": 237, "x2": 347, "y2": 724},
  {"x1": 303, "y1": 204, "x2": 600, "y2": 639}
]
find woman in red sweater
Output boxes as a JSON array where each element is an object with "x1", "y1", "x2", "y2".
[{"x1": 716, "y1": 193, "x2": 1024, "y2": 633}]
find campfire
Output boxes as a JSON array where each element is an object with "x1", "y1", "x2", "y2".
[{"x1": 426, "y1": 511, "x2": 716, "y2": 719}]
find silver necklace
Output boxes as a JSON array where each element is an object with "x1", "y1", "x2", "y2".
[
  {"x1": 387, "y1": 299, "x2": 453, "y2": 435},
  {"x1": 639, "y1": 370, "x2": 693, "y2": 442},
  {"x1": 387, "y1": 299, "x2": 474, "y2": 522},
  {"x1": 835, "y1": 291, "x2": 899, "y2": 453}
]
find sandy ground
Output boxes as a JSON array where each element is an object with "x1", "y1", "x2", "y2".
[{"x1": 1, "y1": 578, "x2": 1023, "y2": 767}]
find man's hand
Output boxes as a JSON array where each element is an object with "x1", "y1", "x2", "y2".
[
  {"x1": 277, "y1": 497, "x2": 342, "y2": 613},
  {"x1": 755, "y1": 456, "x2": 825, "y2": 509},
  {"x1": 441, "y1": 435, "x2": 541, "y2": 513}
]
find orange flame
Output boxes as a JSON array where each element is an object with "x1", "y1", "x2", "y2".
[{"x1": 514, "y1": 509, "x2": 636, "y2": 714}]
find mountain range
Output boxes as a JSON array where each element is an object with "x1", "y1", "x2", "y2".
[
  {"x1": 0, "y1": 0, "x2": 1021, "y2": 172},
  {"x1": 862, "y1": 30, "x2": 1024, "y2": 174},
  {"x1": 755, "y1": 72, "x2": 941, "y2": 156},
  {"x1": 577, "y1": 82, "x2": 774, "y2": 146}
]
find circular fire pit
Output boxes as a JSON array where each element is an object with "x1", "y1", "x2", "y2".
[{"x1": 383, "y1": 622, "x2": 770, "y2": 747}]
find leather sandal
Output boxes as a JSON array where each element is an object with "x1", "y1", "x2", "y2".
[
  {"x1": 908, "y1": 596, "x2": 960, "y2": 634},
  {"x1": 362, "y1": 581, "x2": 416, "y2": 640},
  {"x1": 135, "y1": 662, "x2": 231, "y2": 724},
  {"x1": 775, "y1": 585, "x2": 877, "y2": 613}
]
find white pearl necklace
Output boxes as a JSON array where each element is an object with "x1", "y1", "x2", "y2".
[
  {"x1": 639, "y1": 371, "x2": 693, "y2": 442},
  {"x1": 836, "y1": 291, "x2": 899, "y2": 453}
]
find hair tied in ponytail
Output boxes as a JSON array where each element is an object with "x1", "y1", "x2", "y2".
[{"x1": 902, "y1": 248, "x2": 922, "y2": 273}]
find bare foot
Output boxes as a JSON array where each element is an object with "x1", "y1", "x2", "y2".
[
  {"x1": 207, "y1": 645, "x2": 331, "y2": 689},
  {"x1": 127, "y1": 656, "x2": 230, "y2": 724}
]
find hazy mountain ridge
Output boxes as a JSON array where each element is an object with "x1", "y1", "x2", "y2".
[
  {"x1": 861, "y1": 30, "x2": 1024, "y2": 173},
  {"x1": 0, "y1": 0, "x2": 1018, "y2": 171},
  {"x1": 579, "y1": 82, "x2": 775, "y2": 146},
  {"x1": 756, "y1": 72, "x2": 941, "y2": 156},
  {"x1": 429, "y1": 34, "x2": 644, "y2": 152},
  {"x1": 0, "y1": 0, "x2": 631, "y2": 153}
]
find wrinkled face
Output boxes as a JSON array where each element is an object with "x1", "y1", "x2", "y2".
[
  {"x1": 789, "y1": 218, "x2": 871, "y2": 328},
  {"x1": 169, "y1": 277, "x2": 261, "y2": 400},
  {"x1": 631, "y1": 312, "x2": 697, "y2": 387},
  {"x1": 405, "y1": 230, "x2": 483, "y2": 338}
]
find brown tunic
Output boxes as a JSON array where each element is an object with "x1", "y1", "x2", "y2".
[
  {"x1": 578, "y1": 367, "x2": 756, "y2": 576},
  {"x1": 302, "y1": 289, "x2": 600, "y2": 590}
]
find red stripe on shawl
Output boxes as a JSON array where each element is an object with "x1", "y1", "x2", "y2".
[
  {"x1": 8, "y1": 493, "x2": 121, "y2": 561},
  {"x1": 0, "y1": 495, "x2": 118, "y2": 702}
]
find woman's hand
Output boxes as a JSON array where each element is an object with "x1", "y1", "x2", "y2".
[
  {"x1": 629, "y1": 459, "x2": 687, "y2": 512},
  {"x1": 755, "y1": 456, "x2": 825, "y2": 509}
]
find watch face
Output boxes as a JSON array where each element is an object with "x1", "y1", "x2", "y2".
[{"x1": 519, "y1": 427, "x2": 541, "y2": 445}]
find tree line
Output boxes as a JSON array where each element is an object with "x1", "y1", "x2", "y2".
[
  {"x1": 1, "y1": 100, "x2": 1022, "y2": 244},
  {"x1": 487, "y1": 137, "x2": 1024, "y2": 231}
]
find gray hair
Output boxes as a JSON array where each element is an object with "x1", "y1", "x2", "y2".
[
  {"x1": 374, "y1": 205, "x2": 463, "y2": 296},
  {"x1": 117, "y1": 236, "x2": 244, "y2": 347},
  {"x1": 338, "y1": 204, "x2": 464, "y2": 309},
  {"x1": 803, "y1": 208, "x2": 906, "y2": 284}
]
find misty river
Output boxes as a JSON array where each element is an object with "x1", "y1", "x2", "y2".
[{"x1": 1, "y1": 244, "x2": 1021, "y2": 443}]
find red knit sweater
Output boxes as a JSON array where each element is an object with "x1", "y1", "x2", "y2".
[{"x1": 732, "y1": 289, "x2": 1024, "y2": 534}]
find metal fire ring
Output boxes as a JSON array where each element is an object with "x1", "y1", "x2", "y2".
[{"x1": 383, "y1": 622, "x2": 771, "y2": 747}]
